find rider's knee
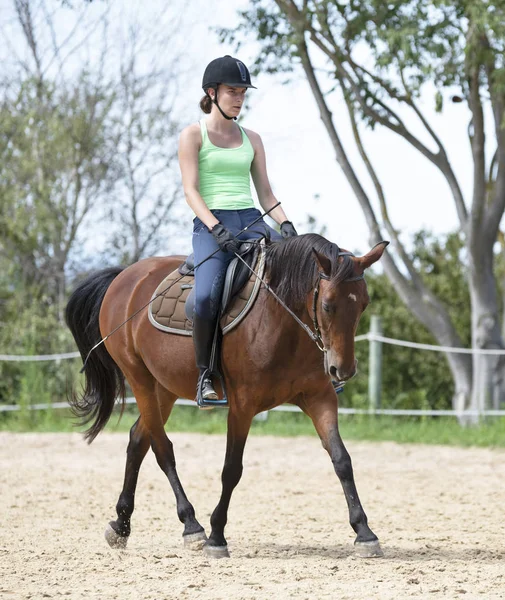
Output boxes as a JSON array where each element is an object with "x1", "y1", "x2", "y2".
[{"x1": 194, "y1": 295, "x2": 215, "y2": 321}]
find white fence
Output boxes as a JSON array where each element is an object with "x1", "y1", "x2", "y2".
[
  {"x1": 2, "y1": 327, "x2": 505, "y2": 417},
  {"x1": 1, "y1": 396, "x2": 505, "y2": 417}
]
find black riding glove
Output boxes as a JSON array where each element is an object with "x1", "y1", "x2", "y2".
[
  {"x1": 280, "y1": 220, "x2": 298, "y2": 238},
  {"x1": 211, "y1": 223, "x2": 241, "y2": 254}
]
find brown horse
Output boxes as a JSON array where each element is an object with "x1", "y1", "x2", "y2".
[{"x1": 66, "y1": 233, "x2": 388, "y2": 558}]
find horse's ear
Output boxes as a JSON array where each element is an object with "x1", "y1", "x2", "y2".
[
  {"x1": 312, "y1": 248, "x2": 332, "y2": 278},
  {"x1": 356, "y1": 241, "x2": 390, "y2": 271}
]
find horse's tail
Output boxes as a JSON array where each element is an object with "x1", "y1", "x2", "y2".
[{"x1": 65, "y1": 267, "x2": 125, "y2": 444}]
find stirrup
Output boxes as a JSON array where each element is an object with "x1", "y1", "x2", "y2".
[{"x1": 197, "y1": 369, "x2": 228, "y2": 408}]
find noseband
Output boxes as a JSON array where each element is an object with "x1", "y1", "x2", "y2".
[{"x1": 311, "y1": 251, "x2": 365, "y2": 352}]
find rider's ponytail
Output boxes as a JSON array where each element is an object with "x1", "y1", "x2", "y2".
[{"x1": 199, "y1": 94, "x2": 212, "y2": 114}]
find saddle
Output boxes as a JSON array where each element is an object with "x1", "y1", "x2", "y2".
[{"x1": 148, "y1": 239, "x2": 266, "y2": 336}]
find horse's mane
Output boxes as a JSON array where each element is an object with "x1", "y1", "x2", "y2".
[{"x1": 265, "y1": 233, "x2": 356, "y2": 313}]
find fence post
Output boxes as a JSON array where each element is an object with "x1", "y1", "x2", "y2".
[{"x1": 368, "y1": 315, "x2": 383, "y2": 412}]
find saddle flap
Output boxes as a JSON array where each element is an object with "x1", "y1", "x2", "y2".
[{"x1": 220, "y1": 242, "x2": 258, "y2": 314}]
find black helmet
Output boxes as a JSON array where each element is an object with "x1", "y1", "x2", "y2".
[{"x1": 202, "y1": 55, "x2": 257, "y2": 91}]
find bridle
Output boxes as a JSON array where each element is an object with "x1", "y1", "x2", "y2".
[
  {"x1": 234, "y1": 248, "x2": 365, "y2": 354},
  {"x1": 311, "y1": 251, "x2": 365, "y2": 352}
]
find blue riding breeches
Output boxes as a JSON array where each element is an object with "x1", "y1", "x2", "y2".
[{"x1": 192, "y1": 208, "x2": 282, "y2": 321}]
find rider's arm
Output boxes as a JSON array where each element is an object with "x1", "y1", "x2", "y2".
[
  {"x1": 178, "y1": 125, "x2": 219, "y2": 231},
  {"x1": 248, "y1": 129, "x2": 289, "y2": 225}
]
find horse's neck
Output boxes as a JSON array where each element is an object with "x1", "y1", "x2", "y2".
[{"x1": 251, "y1": 288, "x2": 321, "y2": 363}]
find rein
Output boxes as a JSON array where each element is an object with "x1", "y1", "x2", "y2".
[{"x1": 234, "y1": 249, "x2": 364, "y2": 353}]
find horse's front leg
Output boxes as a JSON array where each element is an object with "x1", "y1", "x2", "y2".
[
  {"x1": 205, "y1": 407, "x2": 253, "y2": 558},
  {"x1": 301, "y1": 385, "x2": 383, "y2": 558}
]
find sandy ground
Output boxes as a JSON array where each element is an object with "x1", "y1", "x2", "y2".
[{"x1": 0, "y1": 432, "x2": 504, "y2": 600}]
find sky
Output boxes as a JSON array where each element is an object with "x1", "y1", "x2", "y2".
[{"x1": 1, "y1": 0, "x2": 496, "y2": 259}]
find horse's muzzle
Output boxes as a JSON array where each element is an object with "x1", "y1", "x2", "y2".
[{"x1": 329, "y1": 360, "x2": 357, "y2": 383}]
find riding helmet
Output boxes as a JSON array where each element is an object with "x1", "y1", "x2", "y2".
[{"x1": 202, "y1": 55, "x2": 257, "y2": 90}]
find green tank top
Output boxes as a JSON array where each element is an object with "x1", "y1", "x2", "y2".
[{"x1": 198, "y1": 119, "x2": 255, "y2": 210}]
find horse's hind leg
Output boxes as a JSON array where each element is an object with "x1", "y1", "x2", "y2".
[
  {"x1": 106, "y1": 382, "x2": 205, "y2": 550},
  {"x1": 106, "y1": 384, "x2": 175, "y2": 548},
  {"x1": 105, "y1": 415, "x2": 151, "y2": 548},
  {"x1": 136, "y1": 380, "x2": 206, "y2": 548}
]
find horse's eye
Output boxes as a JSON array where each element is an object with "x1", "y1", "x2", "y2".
[{"x1": 322, "y1": 302, "x2": 332, "y2": 313}]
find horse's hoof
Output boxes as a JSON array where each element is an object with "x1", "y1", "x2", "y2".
[
  {"x1": 183, "y1": 530, "x2": 208, "y2": 550},
  {"x1": 354, "y1": 539, "x2": 383, "y2": 558},
  {"x1": 203, "y1": 543, "x2": 230, "y2": 559},
  {"x1": 105, "y1": 523, "x2": 128, "y2": 549}
]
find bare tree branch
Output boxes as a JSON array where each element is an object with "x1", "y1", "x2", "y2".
[
  {"x1": 404, "y1": 97, "x2": 469, "y2": 225},
  {"x1": 279, "y1": 1, "x2": 471, "y2": 229},
  {"x1": 14, "y1": 0, "x2": 43, "y2": 81},
  {"x1": 138, "y1": 190, "x2": 179, "y2": 258},
  {"x1": 341, "y1": 77, "x2": 423, "y2": 289}
]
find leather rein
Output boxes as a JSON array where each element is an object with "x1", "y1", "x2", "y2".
[{"x1": 234, "y1": 248, "x2": 364, "y2": 353}]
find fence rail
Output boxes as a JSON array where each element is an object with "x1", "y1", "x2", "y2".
[
  {"x1": 0, "y1": 351, "x2": 80, "y2": 361},
  {"x1": 2, "y1": 323, "x2": 505, "y2": 417},
  {"x1": 1, "y1": 396, "x2": 505, "y2": 417},
  {"x1": 2, "y1": 330, "x2": 505, "y2": 361}
]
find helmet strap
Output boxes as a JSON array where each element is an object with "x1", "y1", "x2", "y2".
[{"x1": 207, "y1": 87, "x2": 236, "y2": 121}]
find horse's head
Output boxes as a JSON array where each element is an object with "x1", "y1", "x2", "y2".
[{"x1": 310, "y1": 241, "x2": 389, "y2": 384}]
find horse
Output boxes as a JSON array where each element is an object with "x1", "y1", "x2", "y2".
[{"x1": 65, "y1": 233, "x2": 388, "y2": 558}]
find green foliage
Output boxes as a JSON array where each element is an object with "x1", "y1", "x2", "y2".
[
  {"x1": 0, "y1": 296, "x2": 79, "y2": 407},
  {"x1": 0, "y1": 76, "x2": 117, "y2": 302},
  {"x1": 0, "y1": 1, "x2": 184, "y2": 416},
  {"x1": 2, "y1": 405, "x2": 505, "y2": 448},
  {"x1": 0, "y1": 70, "x2": 96, "y2": 406}
]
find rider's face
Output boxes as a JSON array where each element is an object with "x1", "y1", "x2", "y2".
[{"x1": 211, "y1": 85, "x2": 247, "y2": 116}]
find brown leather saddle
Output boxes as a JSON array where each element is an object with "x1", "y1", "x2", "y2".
[{"x1": 148, "y1": 239, "x2": 266, "y2": 336}]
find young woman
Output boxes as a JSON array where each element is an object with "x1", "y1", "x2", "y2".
[{"x1": 178, "y1": 55, "x2": 297, "y2": 403}]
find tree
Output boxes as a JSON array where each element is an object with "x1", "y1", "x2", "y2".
[
  {"x1": 0, "y1": 0, "x2": 191, "y2": 406},
  {"x1": 349, "y1": 231, "x2": 471, "y2": 411},
  {"x1": 105, "y1": 20, "x2": 185, "y2": 265},
  {"x1": 1, "y1": 0, "x2": 189, "y2": 297},
  {"x1": 0, "y1": 76, "x2": 118, "y2": 318},
  {"x1": 222, "y1": 0, "x2": 505, "y2": 416}
]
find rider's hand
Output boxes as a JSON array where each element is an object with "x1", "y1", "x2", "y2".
[
  {"x1": 280, "y1": 220, "x2": 298, "y2": 238},
  {"x1": 211, "y1": 223, "x2": 241, "y2": 254}
]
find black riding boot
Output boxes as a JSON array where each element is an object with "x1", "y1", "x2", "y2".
[{"x1": 192, "y1": 313, "x2": 218, "y2": 401}]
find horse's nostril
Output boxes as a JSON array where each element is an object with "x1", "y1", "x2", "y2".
[{"x1": 329, "y1": 366, "x2": 337, "y2": 378}]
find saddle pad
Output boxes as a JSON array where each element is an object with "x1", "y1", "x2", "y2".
[{"x1": 148, "y1": 246, "x2": 266, "y2": 336}]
